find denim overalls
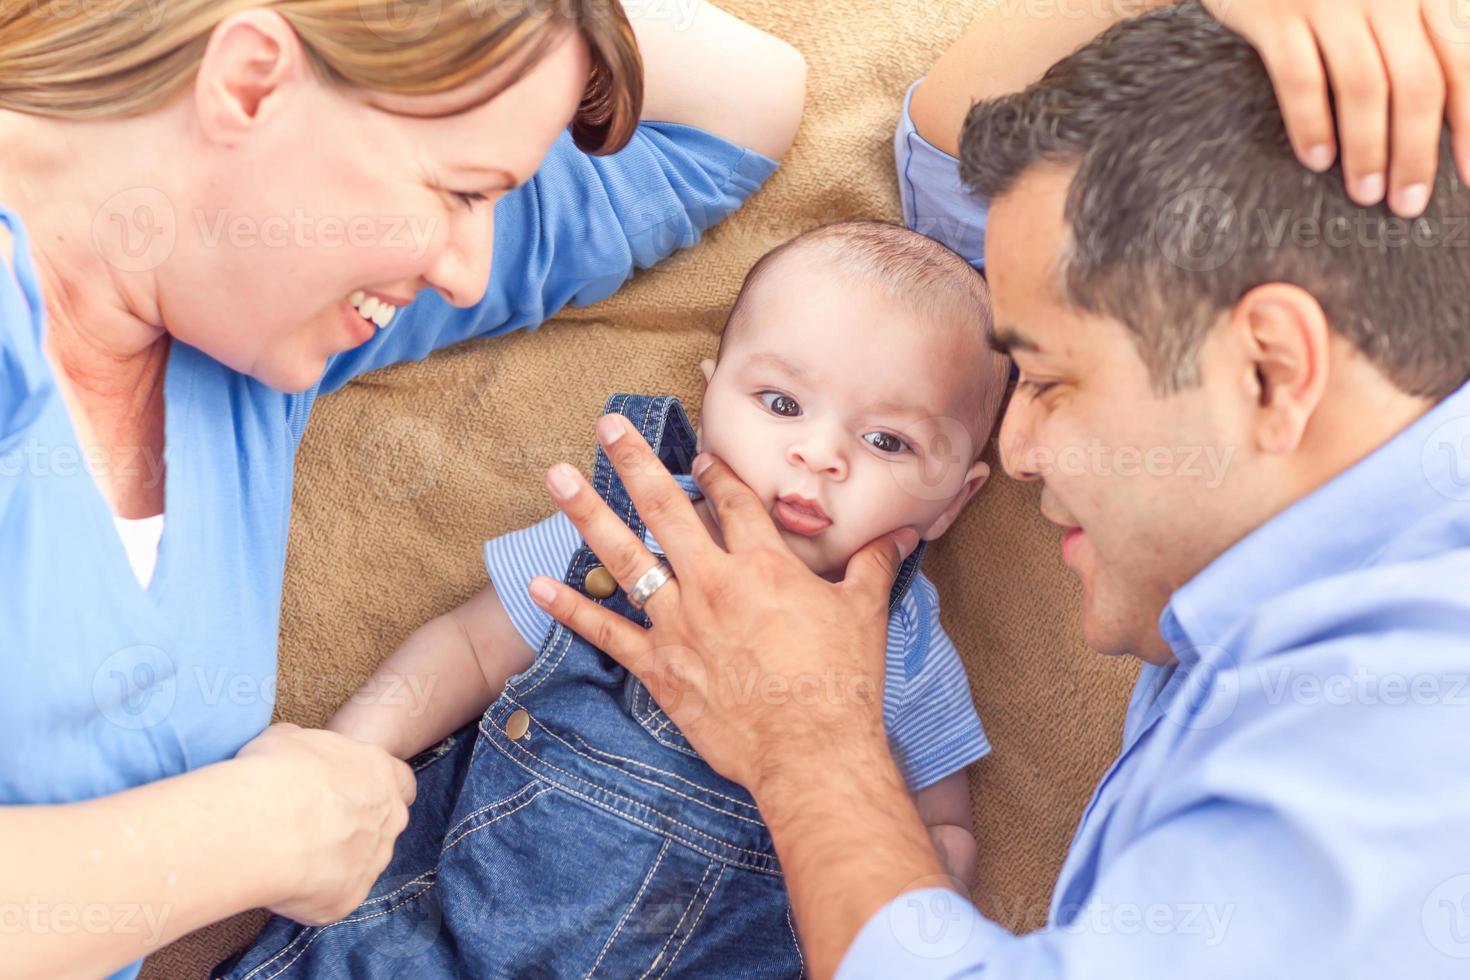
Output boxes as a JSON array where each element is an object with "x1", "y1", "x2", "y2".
[{"x1": 217, "y1": 394, "x2": 927, "y2": 980}]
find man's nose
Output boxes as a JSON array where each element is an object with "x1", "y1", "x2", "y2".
[
  {"x1": 999, "y1": 399, "x2": 1040, "y2": 482},
  {"x1": 426, "y1": 209, "x2": 495, "y2": 309}
]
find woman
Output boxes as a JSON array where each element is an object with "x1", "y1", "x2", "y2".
[{"x1": 0, "y1": 1, "x2": 804, "y2": 976}]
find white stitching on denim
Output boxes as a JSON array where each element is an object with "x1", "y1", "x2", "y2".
[
  {"x1": 354, "y1": 869, "x2": 437, "y2": 908},
  {"x1": 442, "y1": 780, "x2": 544, "y2": 847},
  {"x1": 567, "y1": 734, "x2": 760, "y2": 813},
  {"x1": 442, "y1": 784, "x2": 553, "y2": 853},
  {"x1": 484, "y1": 735, "x2": 780, "y2": 875},
  {"x1": 655, "y1": 864, "x2": 723, "y2": 979},
  {"x1": 787, "y1": 907, "x2": 806, "y2": 976},
  {"x1": 481, "y1": 720, "x2": 775, "y2": 863},
  {"x1": 519, "y1": 625, "x2": 575, "y2": 698},
  {"x1": 638, "y1": 861, "x2": 714, "y2": 980},
  {"x1": 585, "y1": 837, "x2": 671, "y2": 979},
  {"x1": 237, "y1": 876, "x2": 437, "y2": 980},
  {"x1": 534, "y1": 723, "x2": 765, "y2": 828}
]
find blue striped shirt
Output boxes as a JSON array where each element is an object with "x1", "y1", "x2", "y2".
[{"x1": 485, "y1": 474, "x2": 990, "y2": 792}]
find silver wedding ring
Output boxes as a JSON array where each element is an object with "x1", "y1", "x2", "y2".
[{"x1": 627, "y1": 560, "x2": 676, "y2": 611}]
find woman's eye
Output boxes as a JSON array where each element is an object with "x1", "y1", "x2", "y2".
[
  {"x1": 452, "y1": 191, "x2": 489, "y2": 210},
  {"x1": 865, "y1": 431, "x2": 911, "y2": 455},
  {"x1": 758, "y1": 391, "x2": 801, "y2": 417}
]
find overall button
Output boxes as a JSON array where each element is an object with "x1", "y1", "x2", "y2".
[
  {"x1": 505, "y1": 709, "x2": 530, "y2": 741},
  {"x1": 584, "y1": 566, "x2": 617, "y2": 599}
]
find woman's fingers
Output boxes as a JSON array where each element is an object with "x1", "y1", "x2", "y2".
[
  {"x1": 1313, "y1": 9, "x2": 1392, "y2": 206},
  {"x1": 1369, "y1": 4, "x2": 1447, "y2": 216},
  {"x1": 689, "y1": 453, "x2": 784, "y2": 552},
  {"x1": 544, "y1": 460, "x2": 681, "y2": 620},
  {"x1": 1425, "y1": 0, "x2": 1470, "y2": 184},
  {"x1": 530, "y1": 575, "x2": 657, "y2": 668},
  {"x1": 593, "y1": 414, "x2": 720, "y2": 573},
  {"x1": 1252, "y1": 15, "x2": 1337, "y2": 172}
]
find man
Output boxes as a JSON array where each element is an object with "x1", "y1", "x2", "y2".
[{"x1": 527, "y1": 3, "x2": 1470, "y2": 977}]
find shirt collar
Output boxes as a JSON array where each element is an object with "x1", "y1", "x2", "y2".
[{"x1": 1164, "y1": 380, "x2": 1470, "y2": 666}]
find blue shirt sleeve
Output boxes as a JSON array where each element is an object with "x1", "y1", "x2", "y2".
[
  {"x1": 483, "y1": 509, "x2": 584, "y2": 652},
  {"x1": 888, "y1": 575, "x2": 990, "y2": 792},
  {"x1": 313, "y1": 122, "x2": 777, "y2": 397},
  {"x1": 895, "y1": 79, "x2": 988, "y2": 271}
]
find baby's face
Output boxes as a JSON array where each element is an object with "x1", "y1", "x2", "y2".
[{"x1": 698, "y1": 260, "x2": 993, "y2": 580}]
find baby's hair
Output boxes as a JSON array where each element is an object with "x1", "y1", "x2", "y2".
[{"x1": 717, "y1": 219, "x2": 1010, "y2": 456}]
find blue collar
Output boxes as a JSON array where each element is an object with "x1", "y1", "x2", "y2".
[{"x1": 1163, "y1": 380, "x2": 1470, "y2": 667}]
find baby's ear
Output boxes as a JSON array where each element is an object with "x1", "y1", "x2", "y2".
[
  {"x1": 921, "y1": 459, "x2": 991, "y2": 542},
  {"x1": 699, "y1": 357, "x2": 716, "y2": 386}
]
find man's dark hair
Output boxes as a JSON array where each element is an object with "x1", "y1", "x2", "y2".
[{"x1": 960, "y1": 0, "x2": 1470, "y2": 400}]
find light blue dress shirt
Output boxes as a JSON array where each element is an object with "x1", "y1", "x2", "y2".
[
  {"x1": 1, "y1": 122, "x2": 774, "y2": 980},
  {"x1": 845, "y1": 79, "x2": 1470, "y2": 979}
]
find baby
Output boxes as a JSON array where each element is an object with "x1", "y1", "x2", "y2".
[{"x1": 222, "y1": 221, "x2": 1010, "y2": 978}]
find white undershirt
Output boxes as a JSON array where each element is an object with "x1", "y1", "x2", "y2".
[{"x1": 113, "y1": 513, "x2": 164, "y2": 589}]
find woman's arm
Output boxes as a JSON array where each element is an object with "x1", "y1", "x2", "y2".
[
  {"x1": 327, "y1": 583, "x2": 537, "y2": 760},
  {"x1": 1, "y1": 725, "x2": 414, "y2": 979},
  {"x1": 630, "y1": 1, "x2": 807, "y2": 160}
]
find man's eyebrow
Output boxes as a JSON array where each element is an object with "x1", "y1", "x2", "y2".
[
  {"x1": 989, "y1": 326, "x2": 1040, "y2": 356},
  {"x1": 746, "y1": 351, "x2": 811, "y2": 380}
]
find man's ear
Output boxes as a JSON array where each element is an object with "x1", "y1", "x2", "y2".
[
  {"x1": 195, "y1": 9, "x2": 306, "y2": 144},
  {"x1": 921, "y1": 458, "x2": 991, "y2": 541},
  {"x1": 1231, "y1": 283, "x2": 1331, "y2": 456}
]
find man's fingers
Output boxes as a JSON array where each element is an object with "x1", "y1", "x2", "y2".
[
  {"x1": 544, "y1": 460, "x2": 679, "y2": 620},
  {"x1": 690, "y1": 453, "x2": 784, "y2": 552},
  {"x1": 1425, "y1": 0, "x2": 1470, "y2": 185},
  {"x1": 595, "y1": 415, "x2": 719, "y2": 575},
  {"x1": 530, "y1": 576, "x2": 653, "y2": 669},
  {"x1": 1313, "y1": 11, "x2": 1391, "y2": 206},
  {"x1": 841, "y1": 528, "x2": 919, "y2": 605},
  {"x1": 1369, "y1": 6, "x2": 1446, "y2": 216}
]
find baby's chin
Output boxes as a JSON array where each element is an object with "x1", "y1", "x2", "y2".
[{"x1": 777, "y1": 528, "x2": 848, "y2": 582}]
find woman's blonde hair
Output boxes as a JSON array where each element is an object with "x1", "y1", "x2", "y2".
[{"x1": 0, "y1": 0, "x2": 641, "y2": 154}]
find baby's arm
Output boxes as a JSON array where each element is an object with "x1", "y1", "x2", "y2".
[
  {"x1": 327, "y1": 583, "x2": 536, "y2": 760},
  {"x1": 913, "y1": 772, "x2": 978, "y2": 892}
]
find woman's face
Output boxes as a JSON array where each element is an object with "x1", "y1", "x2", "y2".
[{"x1": 161, "y1": 23, "x2": 590, "y2": 392}]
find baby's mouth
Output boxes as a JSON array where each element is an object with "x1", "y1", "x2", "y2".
[{"x1": 772, "y1": 494, "x2": 831, "y2": 537}]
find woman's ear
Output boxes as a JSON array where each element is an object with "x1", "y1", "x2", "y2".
[
  {"x1": 195, "y1": 9, "x2": 307, "y2": 144},
  {"x1": 921, "y1": 459, "x2": 991, "y2": 541},
  {"x1": 1232, "y1": 283, "x2": 1331, "y2": 456}
]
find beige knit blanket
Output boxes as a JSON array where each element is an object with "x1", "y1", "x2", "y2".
[{"x1": 142, "y1": 1, "x2": 1137, "y2": 973}]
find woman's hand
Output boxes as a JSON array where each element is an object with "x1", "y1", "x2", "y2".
[
  {"x1": 236, "y1": 723, "x2": 417, "y2": 925},
  {"x1": 1203, "y1": 0, "x2": 1470, "y2": 216},
  {"x1": 527, "y1": 414, "x2": 919, "y2": 798}
]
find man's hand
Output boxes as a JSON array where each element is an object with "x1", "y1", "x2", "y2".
[
  {"x1": 1204, "y1": 0, "x2": 1470, "y2": 216},
  {"x1": 528, "y1": 413, "x2": 918, "y2": 797}
]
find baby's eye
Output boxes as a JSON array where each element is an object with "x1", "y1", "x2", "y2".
[
  {"x1": 758, "y1": 391, "x2": 802, "y2": 417},
  {"x1": 864, "y1": 431, "x2": 912, "y2": 455}
]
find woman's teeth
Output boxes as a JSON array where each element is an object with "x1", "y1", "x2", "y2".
[{"x1": 347, "y1": 290, "x2": 397, "y2": 329}]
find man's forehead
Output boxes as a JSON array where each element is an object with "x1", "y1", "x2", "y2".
[{"x1": 987, "y1": 165, "x2": 1078, "y2": 356}]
